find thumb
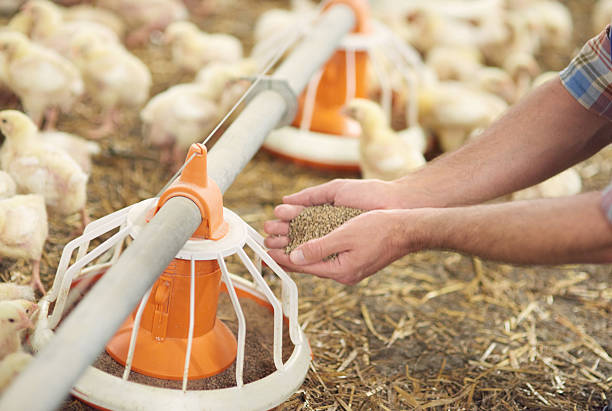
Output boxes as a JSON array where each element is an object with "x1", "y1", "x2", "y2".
[{"x1": 289, "y1": 230, "x2": 348, "y2": 265}]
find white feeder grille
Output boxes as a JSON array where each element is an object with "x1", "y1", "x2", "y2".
[{"x1": 33, "y1": 198, "x2": 308, "y2": 407}]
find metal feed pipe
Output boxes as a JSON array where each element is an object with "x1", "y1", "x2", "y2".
[{"x1": 0, "y1": 4, "x2": 356, "y2": 411}]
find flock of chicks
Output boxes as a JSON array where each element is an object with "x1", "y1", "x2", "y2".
[{"x1": 0, "y1": 0, "x2": 608, "y2": 397}]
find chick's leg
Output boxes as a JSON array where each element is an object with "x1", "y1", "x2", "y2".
[
  {"x1": 30, "y1": 259, "x2": 45, "y2": 295},
  {"x1": 88, "y1": 108, "x2": 117, "y2": 140},
  {"x1": 80, "y1": 207, "x2": 90, "y2": 234},
  {"x1": 43, "y1": 108, "x2": 59, "y2": 130}
]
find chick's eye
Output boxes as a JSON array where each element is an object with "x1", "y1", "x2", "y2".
[
  {"x1": 1, "y1": 119, "x2": 6, "y2": 124},
  {"x1": 8, "y1": 318, "x2": 15, "y2": 323}
]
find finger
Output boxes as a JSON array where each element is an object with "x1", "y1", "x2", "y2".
[
  {"x1": 264, "y1": 235, "x2": 289, "y2": 249},
  {"x1": 269, "y1": 248, "x2": 346, "y2": 279},
  {"x1": 283, "y1": 181, "x2": 340, "y2": 206},
  {"x1": 273, "y1": 204, "x2": 304, "y2": 221},
  {"x1": 263, "y1": 219, "x2": 289, "y2": 235},
  {"x1": 289, "y1": 228, "x2": 351, "y2": 266}
]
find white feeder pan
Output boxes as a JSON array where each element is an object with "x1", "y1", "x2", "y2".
[{"x1": 34, "y1": 198, "x2": 311, "y2": 411}]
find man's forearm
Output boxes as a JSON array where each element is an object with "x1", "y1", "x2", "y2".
[
  {"x1": 394, "y1": 79, "x2": 612, "y2": 208},
  {"x1": 411, "y1": 192, "x2": 612, "y2": 265}
]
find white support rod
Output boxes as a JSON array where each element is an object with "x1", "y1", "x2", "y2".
[{"x1": 0, "y1": 4, "x2": 356, "y2": 411}]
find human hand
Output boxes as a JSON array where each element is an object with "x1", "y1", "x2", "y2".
[{"x1": 265, "y1": 209, "x2": 424, "y2": 284}]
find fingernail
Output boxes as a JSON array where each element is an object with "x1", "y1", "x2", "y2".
[{"x1": 290, "y1": 249, "x2": 305, "y2": 265}]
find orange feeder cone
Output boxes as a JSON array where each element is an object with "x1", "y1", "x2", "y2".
[
  {"x1": 106, "y1": 144, "x2": 236, "y2": 380},
  {"x1": 291, "y1": 0, "x2": 371, "y2": 137}
]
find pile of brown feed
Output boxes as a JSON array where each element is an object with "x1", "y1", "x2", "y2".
[
  {"x1": 0, "y1": 0, "x2": 609, "y2": 410},
  {"x1": 286, "y1": 205, "x2": 364, "y2": 255}
]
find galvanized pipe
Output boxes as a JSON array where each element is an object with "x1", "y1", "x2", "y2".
[{"x1": 0, "y1": 4, "x2": 356, "y2": 411}]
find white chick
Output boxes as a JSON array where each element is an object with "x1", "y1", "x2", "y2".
[
  {"x1": 195, "y1": 59, "x2": 257, "y2": 103},
  {"x1": 425, "y1": 45, "x2": 483, "y2": 82},
  {"x1": 0, "y1": 195, "x2": 48, "y2": 294},
  {"x1": 40, "y1": 131, "x2": 100, "y2": 174},
  {"x1": 6, "y1": 299, "x2": 38, "y2": 320},
  {"x1": 0, "y1": 171, "x2": 16, "y2": 200},
  {"x1": 470, "y1": 66, "x2": 517, "y2": 104},
  {"x1": 141, "y1": 83, "x2": 220, "y2": 168},
  {"x1": 0, "y1": 31, "x2": 83, "y2": 129},
  {"x1": 9, "y1": 0, "x2": 119, "y2": 59},
  {"x1": 0, "y1": 110, "x2": 87, "y2": 234},
  {"x1": 0, "y1": 351, "x2": 32, "y2": 393},
  {"x1": 63, "y1": 5, "x2": 126, "y2": 38},
  {"x1": 503, "y1": 50, "x2": 541, "y2": 100},
  {"x1": 522, "y1": 1, "x2": 572, "y2": 51},
  {"x1": 165, "y1": 21, "x2": 243, "y2": 73},
  {"x1": 96, "y1": 0, "x2": 188, "y2": 46},
  {"x1": 0, "y1": 300, "x2": 34, "y2": 360},
  {"x1": 512, "y1": 168, "x2": 582, "y2": 201},
  {"x1": 0, "y1": 284, "x2": 34, "y2": 302},
  {"x1": 69, "y1": 34, "x2": 151, "y2": 138},
  {"x1": 418, "y1": 82, "x2": 509, "y2": 152},
  {"x1": 593, "y1": 0, "x2": 612, "y2": 34},
  {"x1": 344, "y1": 98, "x2": 426, "y2": 181}
]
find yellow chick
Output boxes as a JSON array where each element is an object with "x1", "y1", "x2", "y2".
[
  {"x1": 0, "y1": 195, "x2": 48, "y2": 294},
  {"x1": 0, "y1": 283, "x2": 34, "y2": 302},
  {"x1": 0, "y1": 351, "x2": 32, "y2": 393},
  {"x1": 141, "y1": 83, "x2": 220, "y2": 168},
  {"x1": 63, "y1": 4, "x2": 126, "y2": 38},
  {"x1": 0, "y1": 110, "x2": 87, "y2": 234},
  {"x1": 425, "y1": 45, "x2": 484, "y2": 82},
  {"x1": 96, "y1": 0, "x2": 188, "y2": 46},
  {"x1": 40, "y1": 131, "x2": 100, "y2": 175},
  {"x1": 344, "y1": 98, "x2": 426, "y2": 181},
  {"x1": 165, "y1": 21, "x2": 244, "y2": 73},
  {"x1": 69, "y1": 34, "x2": 151, "y2": 138},
  {"x1": 0, "y1": 300, "x2": 34, "y2": 361},
  {"x1": 0, "y1": 0, "x2": 26, "y2": 15},
  {"x1": 511, "y1": 168, "x2": 582, "y2": 201},
  {"x1": 470, "y1": 66, "x2": 517, "y2": 104},
  {"x1": 0, "y1": 31, "x2": 83, "y2": 129},
  {"x1": 418, "y1": 82, "x2": 509, "y2": 152},
  {"x1": 0, "y1": 171, "x2": 17, "y2": 200},
  {"x1": 195, "y1": 59, "x2": 257, "y2": 103},
  {"x1": 9, "y1": 0, "x2": 119, "y2": 59},
  {"x1": 522, "y1": 1, "x2": 572, "y2": 51}
]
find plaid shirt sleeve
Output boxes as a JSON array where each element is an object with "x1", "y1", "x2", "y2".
[{"x1": 560, "y1": 26, "x2": 612, "y2": 120}]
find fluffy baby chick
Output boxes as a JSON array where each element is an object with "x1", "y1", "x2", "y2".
[
  {"x1": 7, "y1": 299, "x2": 38, "y2": 321},
  {"x1": 0, "y1": 31, "x2": 83, "y2": 129},
  {"x1": 63, "y1": 4, "x2": 126, "y2": 38},
  {"x1": 470, "y1": 66, "x2": 517, "y2": 104},
  {"x1": 9, "y1": 0, "x2": 119, "y2": 59},
  {"x1": 96, "y1": 0, "x2": 188, "y2": 46},
  {"x1": 425, "y1": 45, "x2": 483, "y2": 82},
  {"x1": 522, "y1": 1, "x2": 572, "y2": 51},
  {"x1": 69, "y1": 34, "x2": 151, "y2": 138},
  {"x1": 344, "y1": 98, "x2": 426, "y2": 181},
  {"x1": 0, "y1": 0, "x2": 26, "y2": 15},
  {"x1": 0, "y1": 351, "x2": 32, "y2": 393},
  {"x1": 512, "y1": 168, "x2": 582, "y2": 201},
  {"x1": 195, "y1": 59, "x2": 257, "y2": 103},
  {"x1": 0, "y1": 110, "x2": 87, "y2": 234},
  {"x1": 418, "y1": 82, "x2": 508, "y2": 152},
  {"x1": 0, "y1": 171, "x2": 16, "y2": 200},
  {"x1": 0, "y1": 283, "x2": 34, "y2": 302},
  {"x1": 0, "y1": 195, "x2": 48, "y2": 294},
  {"x1": 165, "y1": 21, "x2": 243, "y2": 73},
  {"x1": 141, "y1": 83, "x2": 220, "y2": 168},
  {"x1": 0, "y1": 300, "x2": 34, "y2": 360},
  {"x1": 41, "y1": 131, "x2": 100, "y2": 174}
]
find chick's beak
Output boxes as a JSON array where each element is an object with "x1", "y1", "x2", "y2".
[{"x1": 18, "y1": 309, "x2": 34, "y2": 330}]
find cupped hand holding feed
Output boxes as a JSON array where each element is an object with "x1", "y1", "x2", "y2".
[{"x1": 266, "y1": 210, "x2": 422, "y2": 285}]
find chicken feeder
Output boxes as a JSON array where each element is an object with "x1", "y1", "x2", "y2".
[
  {"x1": 30, "y1": 144, "x2": 310, "y2": 410},
  {"x1": 263, "y1": 0, "x2": 429, "y2": 170}
]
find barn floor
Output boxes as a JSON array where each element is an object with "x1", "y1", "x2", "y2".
[{"x1": 0, "y1": 0, "x2": 609, "y2": 410}]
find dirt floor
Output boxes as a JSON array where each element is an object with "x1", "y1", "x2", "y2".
[{"x1": 0, "y1": 0, "x2": 610, "y2": 410}]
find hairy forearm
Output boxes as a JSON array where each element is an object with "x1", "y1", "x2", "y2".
[
  {"x1": 410, "y1": 192, "x2": 612, "y2": 265},
  {"x1": 393, "y1": 79, "x2": 612, "y2": 208}
]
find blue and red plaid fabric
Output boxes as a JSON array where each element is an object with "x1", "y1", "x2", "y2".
[{"x1": 560, "y1": 26, "x2": 612, "y2": 225}]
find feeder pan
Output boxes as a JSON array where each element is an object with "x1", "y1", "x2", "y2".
[
  {"x1": 262, "y1": 0, "x2": 429, "y2": 171},
  {"x1": 31, "y1": 144, "x2": 310, "y2": 411}
]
